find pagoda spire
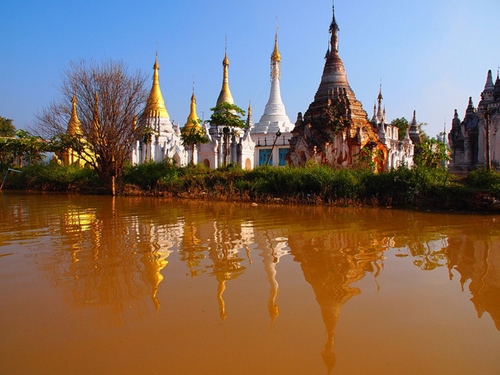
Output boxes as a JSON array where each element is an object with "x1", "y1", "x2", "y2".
[
  {"x1": 409, "y1": 110, "x2": 421, "y2": 145},
  {"x1": 312, "y1": 2, "x2": 367, "y2": 120},
  {"x1": 216, "y1": 37, "x2": 234, "y2": 106},
  {"x1": 247, "y1": 101, "x2": 253, "y2": 128},
  {"x1": 271, "y1": 27, "x2": 282, "y2": 80},
  {"x1": 67, "y1": 95, "x2": 83, "y2": 136},
  {"x1": 329, "y1": 1, "x2": 340, "y2": 53},
  {"x1": 252, "y1": 29, "x2": 293, "y2": 134},
  {"x1": 185, "y1": 89, "x2": 201, "y2": 131},
  {"x1": 376, "y1": 84, "x2": 384, "y2": 123},
  {"x1": 145, "y1": 52, "x2": 169, "y2": 118},
  {"x1": 484, "y1": 69, "x2": 495, "y2": 92}
]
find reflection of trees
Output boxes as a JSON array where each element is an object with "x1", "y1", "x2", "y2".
[
  {"x1": 394, "y1": 238, "x2": 449, "y2": 271},
  {"x1": 178, "y1": 220, "x2": 206, "y2": 277}
]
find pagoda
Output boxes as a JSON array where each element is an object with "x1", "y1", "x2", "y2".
[
  {"x1": 251, "y1": 28, "x2": 294, "y2": 168},
  {"x1": 287, "y1": 4, "x2": 387, "y2": 170},
  {"x1": 131, "y1": 54, "x2": 185, "y2": 166}
]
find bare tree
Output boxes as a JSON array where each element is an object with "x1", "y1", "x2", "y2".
[{"x1": 35, "y1": 59, "x2": 148, "y2": 192}]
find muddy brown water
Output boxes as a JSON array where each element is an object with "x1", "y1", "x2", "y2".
[{"x1": 1, "y1": 192, "x2": 499, "y2": 374}]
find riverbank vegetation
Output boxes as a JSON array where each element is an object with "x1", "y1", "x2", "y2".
[{"x1": 2, "y1": 160, "x2": 500, "y2": 212}]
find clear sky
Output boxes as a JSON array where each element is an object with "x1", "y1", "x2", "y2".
[{"x1": 1, "y1": 0, "x2": 499, "y2": 139}]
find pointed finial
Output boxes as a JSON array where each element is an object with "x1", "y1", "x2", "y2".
[
  {"x1": 330, "y1": 0, "x2": 339, "y2": 33},
  {"x1": 271, "y1": 24, "x2": 282, "y2": 63},
  {"x1": 484, "y1": 69, "x2": 494, "y2": 91},
  {"x1": 223, "y1": 35, "x2": 229, "y2": 66}
]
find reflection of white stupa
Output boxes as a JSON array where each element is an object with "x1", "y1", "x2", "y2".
[{"x1": 258, "y1": 231, "x2": 290, "y2": 324}]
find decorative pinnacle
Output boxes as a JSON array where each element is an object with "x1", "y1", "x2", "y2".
[{"x1": 329, "y1": 0, "x2": 339, "y2": 33}]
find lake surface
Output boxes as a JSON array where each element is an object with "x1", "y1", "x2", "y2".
[{"x1": 0, "y1": 192, "x2": 499, "y2": 375}]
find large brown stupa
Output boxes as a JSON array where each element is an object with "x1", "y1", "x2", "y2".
[{"x1": 287, "y1": 4, "x2": 387, "y2": 170}]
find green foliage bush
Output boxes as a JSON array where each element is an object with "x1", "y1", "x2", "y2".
[
  {"x1": 463, "y1": 168, "x2": 500, "y2": 193},
  {"x1": 4, "y1": 158, "x2": 500, "y2": 211},
  {"x1": 5, "y1": 163, "x2": 100, "y2": 191},
  {"x1": 121, "y1": 160, "x2": 178, "y2": 190}
]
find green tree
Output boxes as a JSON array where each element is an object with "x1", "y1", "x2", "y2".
[
  {"x1": 0, "y1": 117, "x2": 16, "y2": 137},
  {"x1": 390, "y1": 117, "x2": 409, "y2": 141},
  {"x1": 35, "y1": 59, "x2": 148, "y2": 193},
  {"x1": 180, "y1": 119, "x2": 209, "y2": 165},
  {"x1": 209, "y1": 102, "x2": 246, "y2": 166},
  {"x1": 414, "y1": 138, "x2": 450, "y2": 168},
  {"x1": 1, "y1": 130, "x2": 50, "y2": 167},
  {"x1": 0, "y1": 117, "x2": 17, "y2": 167}
]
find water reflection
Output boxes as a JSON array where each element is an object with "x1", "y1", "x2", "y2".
[
  {"x1": 1, "y1": 193, "x2": 500, "y2": 374},
  {"x1": 446, "y1": 230, "x2": 500, "y2": 330}
]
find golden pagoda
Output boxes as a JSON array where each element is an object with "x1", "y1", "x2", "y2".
[
  {"x1": 144, "y1": 54, "x2": 169, "y2": 118},
  {"x1": 59, "y1": 95, "x2": 92, "y2": 167},
  {"x1": 216, "y1": 51, "x2": 234, "y2": 106},
  {"x1": 184, "y1": 92, "x2": 202, "y2": 133}
]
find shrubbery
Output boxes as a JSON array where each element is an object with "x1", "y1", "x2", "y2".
[
  {"x1": 3, "y1": 160, "x2": 500, "y2": 211},
  {"x1": 3, "y1": 162, "x2": 100, "y2": 192}
]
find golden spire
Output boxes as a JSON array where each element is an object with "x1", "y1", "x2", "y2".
[
  {"x1": 271, "y1": 27, "x2": 282, "y2": 63},
  {"x1": 144, "y1": 53, "x2": 169, "y2": 118},
  {"x1": 185, "y1": 90, "x2": 201, "y2": 131},
  {"x1": 216, "y1": 39, "x2": 234, "y2": 106},
  {"x1": 67, "y1": 95, "x2": 83, "y2": 136}
]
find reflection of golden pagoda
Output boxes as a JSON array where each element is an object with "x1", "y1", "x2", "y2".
[{"x1": 41, "y1": 197, "x2": 180, "y2": 327}]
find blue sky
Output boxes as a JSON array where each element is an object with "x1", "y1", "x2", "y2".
[{"x1": 1, "y1": 0, "x2": 499, "y2": 139}]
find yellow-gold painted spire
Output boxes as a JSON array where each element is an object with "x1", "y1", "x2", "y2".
[
  {"x1": 145, "y1": 53, "x2": 169, "y2": 118},
  {"x1": 185, "y1": 91, "x2": 201, "y2": 131},
  {"x1": 216, "y1": 40, "x2": 234, "y2": 106},
  {"x1": 271, "y1": 27, "x2": 281, "y2": 63},
  {"x1": 67, "y1": 95, "x2": 83, "y2": 136}
]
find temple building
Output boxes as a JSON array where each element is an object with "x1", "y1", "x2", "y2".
[
  {"x1": 197, "y1": 47, "x2": 256, "y2": 169},
  {"x1": 130, "y1": 5, "x2": 417, "y2": 171},
  {"x1": 370, "y1": 87, "x2": 415, "y2": 169},
  {"x1": 287, "y1": 5, "x2": 387, "y2": 170},
  {"x1": 448, "y1": 70, "x2": 500, "y2": 173},
  {"x1": 250, "y1": 29, "x2": 294, "y2": 168},
  {"x1": 131, "y1": 54, "x2": 186, "y2": 166},
  {"x1": 182, "y1": 90, "x2": 204, "y2": 165},
  {"x1": 286, "y1": 5, "x2": 417, "y2": 171}
]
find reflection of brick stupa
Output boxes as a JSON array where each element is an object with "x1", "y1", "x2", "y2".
[
  {"x1": 447, "y1": 238, "x2": 500, "y2": 331},
  {"x1": 289, "y1": 231, "x2": 384, "y2": 374},
  {"x1": 287, "y1": 4, "x2": 386, "y2": 170}
]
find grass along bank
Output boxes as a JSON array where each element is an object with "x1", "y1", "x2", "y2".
[{"x1": 3, "y1": 161, "x2": 500, "y2": 212}]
